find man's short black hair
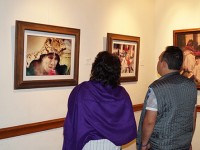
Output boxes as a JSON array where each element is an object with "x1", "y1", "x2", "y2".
[{"x1": 162, "y1": 46, "x2": 183, "y2": 70}]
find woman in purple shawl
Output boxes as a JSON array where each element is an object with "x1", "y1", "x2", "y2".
[{"x1": 62, "y1": 51, "x2": 137, "y2": 150}]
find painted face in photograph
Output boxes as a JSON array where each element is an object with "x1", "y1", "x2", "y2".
[{"x1": 41, "y1": 53, "x2": 59, "y2": 74}]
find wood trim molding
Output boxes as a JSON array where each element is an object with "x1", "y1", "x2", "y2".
[
  {"x1": 133, "y1": 103, "x2": 143, "y2": 111},
  {"x1": 197, "y1": 105, "x2": 200, "y2": 112},
  {"x1": 0, "y1": 104, "x2": 199, "y2": 140},
  {"x1": 0, "y1": 118, "x2": 64, "y2": 139}
]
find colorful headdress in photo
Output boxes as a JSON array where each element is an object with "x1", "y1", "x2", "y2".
[{"x1": 26, "y1": 37, "x2": 71, "y2": 68}]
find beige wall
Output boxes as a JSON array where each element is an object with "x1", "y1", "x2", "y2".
[{"x1": 0, "y1": 0, "x2": 199, "y2": 149}]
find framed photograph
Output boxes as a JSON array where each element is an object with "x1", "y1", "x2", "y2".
[
  {"x1": 173, "y1": 28, "x2": 200, "y2": 89},
  {"x1": 14, "y1": 20, "x2": 80, "y2": 89},
  {"x1": 107, "y1": 33, "x2": 140, "y2": 82}
]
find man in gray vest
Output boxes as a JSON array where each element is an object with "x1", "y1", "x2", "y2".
[{"x1": 137, "y1": 46, "x2": 197, "y2": 150}]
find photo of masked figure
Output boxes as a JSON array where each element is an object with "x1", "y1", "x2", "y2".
[
  {"x1": 26, "y1": 36, "x2": 71, "y2": 76},
  {"x1": 26, "y1": 52, "x2": 68, "y2": 76}
]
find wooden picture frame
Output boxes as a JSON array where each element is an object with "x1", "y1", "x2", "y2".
[
  {"x1": 173, "y1": 28, "x2": 200, "y2": 89},
  {"x1": 107, "y1": 33, "x2": 140, "y2": 82},
  {"x1": 14, "y1": 20, "x2": 80, "y2": 89}
]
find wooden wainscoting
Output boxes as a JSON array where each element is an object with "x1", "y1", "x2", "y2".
[
  {"x1": 0, "y1": 104, "x2": 143, "y2": 139},
  {"x1": 197, "y1": 105, "x2": 200, "y2": 112},
  {"x1": 0, "y1": 118, "x2": 64, "y2": 139}
]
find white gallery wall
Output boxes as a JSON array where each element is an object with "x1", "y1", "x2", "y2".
[{"x1": 0, "y1": 0, "x2": 200, "y2": 150}]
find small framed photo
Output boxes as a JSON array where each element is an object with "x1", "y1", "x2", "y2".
[
  {"x1": 107, "y1": 33, "x2": 140, "y2": 82},
  {"x1": 173, "y1": 28, "x2": 200, "y2": 89},
  {"x1": 14, "y1": 20, "x2": 80, "y2": 89}
]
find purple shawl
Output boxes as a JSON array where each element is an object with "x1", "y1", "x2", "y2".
[{"x1": 62, "y1": 81, "x2": 137, "y2": 150}]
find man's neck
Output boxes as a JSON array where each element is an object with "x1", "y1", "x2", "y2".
[{"x1": 162, "y1": 70, "x2": 179, "y2": 76}]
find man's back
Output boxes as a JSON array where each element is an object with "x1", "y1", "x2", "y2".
[
  {"x1": 137, "y1": 46, "x2": 197, "y2": 150},
  {"x1": 149, "y1": 72, "x2": 197, "y2": 149}
]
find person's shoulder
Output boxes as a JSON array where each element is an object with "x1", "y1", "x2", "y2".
[
  {"x1": 69, "y1": 81, "x2": 89, "y2": 96},
  {"x1": 118, "y1": 85, "x2": 126, "y2": 91},
  {"x1": 149, "y1": 78, "x2": 161, "y2": 87},
  {"x1": 150, "y1": 74, "x2": 197, "y2": 92},
  {"x1": 73, "y1": 81, "x2": 90, "y2": 90},
  {"x1": 79, "y1": 81, "x2": 92, "y2": 86},
  {"x1": 150, "y1": 76, "x2": 172, "y2": 89},
  {"x1": 116, "y1": 85, "x2": 130, "y2": 96},
  {"x1": 179, "y1": 74, "x2": 195, "y2": 83},
  {"x1": 179, "y1": 76, "x2": 197, "y2": 92}
]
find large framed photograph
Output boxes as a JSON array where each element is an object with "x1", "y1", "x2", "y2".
[
  {"x1": 173, "y1": 28, "x2": 200, "y2": 89},
  {"x1": 14, "y1": 20, "x2": 80, "y2": 89},
  {"x1": 107, "y1": 33, "x2": 140, "y2": 82}
]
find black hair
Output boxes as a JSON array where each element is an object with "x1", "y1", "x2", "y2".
[
  {"x1": 162, "y1": 46, "x2": 183, "y2": 70},
  {"x1": 90, "y1": 51, "x2": 121, "y2": 87},
  {"x1": 39, "y1": 53, "x2": 60, "y2": 63},
  {"x1": 28, "y1": 53, "x2": 68, "y2": 75}
]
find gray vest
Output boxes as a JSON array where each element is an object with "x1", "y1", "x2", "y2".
[{"x1": 137, "y1": 72, "x2": 197, "y2": 150}]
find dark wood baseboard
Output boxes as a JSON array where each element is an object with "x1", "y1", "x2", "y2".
[
  {"x1": 0, "y1": 104, "x2": 199, "y2": 140},
  {"x1": 133, "y1": 103, "x2": 143, "y2": 111},
  {"x1": 197, "y1": 105, "x2": 200, "y2": 112},
  {"x1": 0, "y1": 118, "x2": 64, "y2": 139}
]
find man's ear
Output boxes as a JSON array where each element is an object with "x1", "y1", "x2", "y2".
[{"x1": 162, "y1": 60, "x2": 168, "y2": 69}]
